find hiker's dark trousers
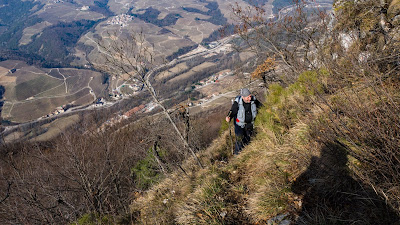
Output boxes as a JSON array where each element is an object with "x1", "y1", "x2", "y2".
[{"x1": 234, "y1": 123, "x2": 253, "y2": 155}]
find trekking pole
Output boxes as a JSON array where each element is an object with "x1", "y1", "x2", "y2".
[{"x1": 228, "y1": 121, "x2": 234, "y2": 156}]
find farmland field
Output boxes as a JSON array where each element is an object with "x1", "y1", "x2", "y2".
[
  {"x1": 47, "y1": 69, "x2": 65, "y2": 79},
  {"x1": 35, "y1": 84, "x2": 66, "y2": 98},
  {"x1": 156, "y1": 62, "x2": 189, "y2": 81},
  {"x1": 4, "y1": 87, "x2": 92, "y2": 123},
  {"x1": 32, "y1": 114, "x2": 80, "y2": 142},
  {"x1": 0, "y1": 0, "x2": 282, "y2": 69},
  {"x1": 15, "y1": 75, "x2": 64, "y2": 101},
  {"x1": 167, "y1": 62, "x2": 216, "y2": 84},
  {"x1": 6, "y1": 97, "x2": 67, "y2": 122},
  {"x1": 0, "y1": 60, "x2": 106, "y2": 123}
]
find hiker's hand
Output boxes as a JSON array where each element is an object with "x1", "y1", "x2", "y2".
[{"x1": 225, "y1": 116, "x2": 230, "y2": 122}]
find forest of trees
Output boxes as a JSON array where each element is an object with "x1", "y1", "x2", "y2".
[
  {"x1": 91, "y1": 0, "x2": 114, "y2": 17},
  {"x1": 0, "y1": 91, "x2": 227, "y2": 224},
  {"x1": 0, "y1": 18, "x2": 100, "y2": 68},
  {"x1": 182, "y1": 0, "x2": 227, "y2": 26},
  {"x1": 21, "y1": 20, "x2": 98, "y2": 66},
  {"x1": 131, "y1": 7, "x2": 182, "y2": 27},
  {"x1": 0, "y1": 0, "x2": 42, "y2": 27}
]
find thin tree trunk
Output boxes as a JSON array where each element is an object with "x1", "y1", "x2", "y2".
[
  {"x1": 153, "y1": 140, "x2": 166, "y2": 174},
  {"x1": 143, "y1": 79, "x2": 203, "y2": 168}
]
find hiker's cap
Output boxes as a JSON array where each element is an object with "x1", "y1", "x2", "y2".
[{"x1": 240, "y1": 88, "x2": 251, "y2": 97}]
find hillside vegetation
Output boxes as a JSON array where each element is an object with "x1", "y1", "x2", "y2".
[{"x1": 125, "y1": 0, "x2": 400, "y2": 224}]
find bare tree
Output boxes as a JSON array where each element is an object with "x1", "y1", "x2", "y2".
[
  {"x1": 230, "y1": 0, "x2": 331, "y2": 81},
  {"x1": 231, "y1": 0, "x2": 400, "y2": 215},
  {"x1": 93, "y1": 31, "x2": 203, "y2": 168},
  {"x1": 0, "y1": 122, "x2": 145, "y2": 224}
]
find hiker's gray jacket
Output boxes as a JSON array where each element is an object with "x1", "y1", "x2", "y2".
[{"x1": 227, "y1": 96, "x2": 262, "y2": 127}]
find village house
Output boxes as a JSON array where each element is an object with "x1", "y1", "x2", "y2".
[{"x1": 124, "y1": 105, "x2": 145, "y2": 118}]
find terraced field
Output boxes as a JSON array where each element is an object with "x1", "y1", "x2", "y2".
[
  {"x1": 166, "y1": 62, "x2": 216, "y2": 84},
  {"x1": 0, "y1": 60, "x2": 107, "y2": 123},
  {"x1": 0, "y1": 0, "x2": 312, "y2": 70},
  {"x1": 75, "y1": 0, "x2": 259, "y2": 66},
  {"x1": 156, "y1": 62, "x2": 189, "y2": 81},
  {"x1": 0, "y1": 0, "x2": 278, "y2": 96}
]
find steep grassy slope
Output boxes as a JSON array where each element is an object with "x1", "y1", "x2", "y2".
[
  {"x1": 120, "y1": 0, "x2": 400, "y2": 224},
  {"x1": 126, "y1": 68, "x2": 399, "y2": 224}
]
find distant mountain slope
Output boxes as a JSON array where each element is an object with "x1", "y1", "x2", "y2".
[
  {"x1": 0, "y1": 0, "x2": 42, "y2": 27},
  {"x1": 182, "y1": 0, "x2": 227, "y2": 26},
  {"x1": 0, "y1": 0, "x2": 272, "y2": 67},
  {"x1": 0, "y1": 0, "x2": 333, "y2": 68},
  {"x1": 131, "y1": 7, "x2": 182, "y2": 27},
  {"x1": 20, "y1": 20, "x2": 98, "y2": 67}
]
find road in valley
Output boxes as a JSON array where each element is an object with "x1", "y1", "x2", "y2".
[
  {"x1": 0, "y1": 1, "x2": 333, "y2": 141},
  {"x1": 0, "y1": 36, "x2": 234, "y2": 139}
]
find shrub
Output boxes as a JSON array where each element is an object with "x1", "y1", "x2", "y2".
[{"x1": 132, "y1": 149, "x2": 163, "y2": 190}]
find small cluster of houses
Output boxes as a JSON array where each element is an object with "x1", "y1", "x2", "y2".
[
  {"x1": 42, "y1": 106, "x2": 66, "y2": 118},
  {"x1": 99, "y1": 104, "x2": 152, "y2": 131},
  {"x1": 186, "y1": 91, "x2": 221, "y2": 107},
  {"x1": 121, "y1": 83, "x2": 141, "y2": 93},
  {"x1": 110, "y1": 90, "x2": 123, "y2": 99},
  {"x1": 122, "y1": 105, "x2": 145, "y2": 118},
  {"x1": 207, "y1": 42, "x2": 220, "y2": 49},
  {"x1": 107, "y1": 14, "x2": 133, "y2": 27},
  {"x1": 193, "y1": 69, "x2": 233, "y2": 89},
  {"x1": 94, "y1": 98, "x2": 105, "y2": 107},
  {"x1": 204, "y1": 42, "x2": 232, "y2": 57},
  {"x1": 184, "y1": 70, "x2": 234, "y2": 107}
]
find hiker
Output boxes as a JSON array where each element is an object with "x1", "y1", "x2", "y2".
[{"x1": 226, "y1": 88, "x2": 263, "y2": 155}]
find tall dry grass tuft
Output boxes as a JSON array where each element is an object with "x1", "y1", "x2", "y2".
[
  {"x1": 129, "y1": 0, "x2": 400, "y2": 223},
  {"x1": 311, "y1": 0, "x2": 400, "y2": 213},
  {"x1": 316, "y1": 71, "x2": 400, "y2": 213},
  {"x1": 129, "y1": 131, "x2": 236, "y2": 224},
  {"x1": 127, "y1": 72, "x2": 320, "y2": 223}
]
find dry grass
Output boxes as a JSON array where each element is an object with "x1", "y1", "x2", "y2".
[
  {"x1": 128, "y1": 83, "x2": 316, "y2": 224},
  {"x1": 389, "y1": 0, "x2": 400, "y2": 18},
  {"x1": 241, "y1": 122, "x2": 310, "y2": 222},
  {"x1": 128, "y1": 59, "x2": 400, "y2": 224},
  {"x1": 31, "y1": 114, "x2": 80, "y2": 142},
  {"x1": 0, "y1": 66, "x2": 9, "y2": 75},
  {"x1": 166, "y1": 62, "x2": 216, "y2": 84},
  {"x1": 130, "y1": 131, "x2": 234, "y2": 224},
  {"x1": 155, "y1": 62, "x2": 189, "y2": 81}
]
